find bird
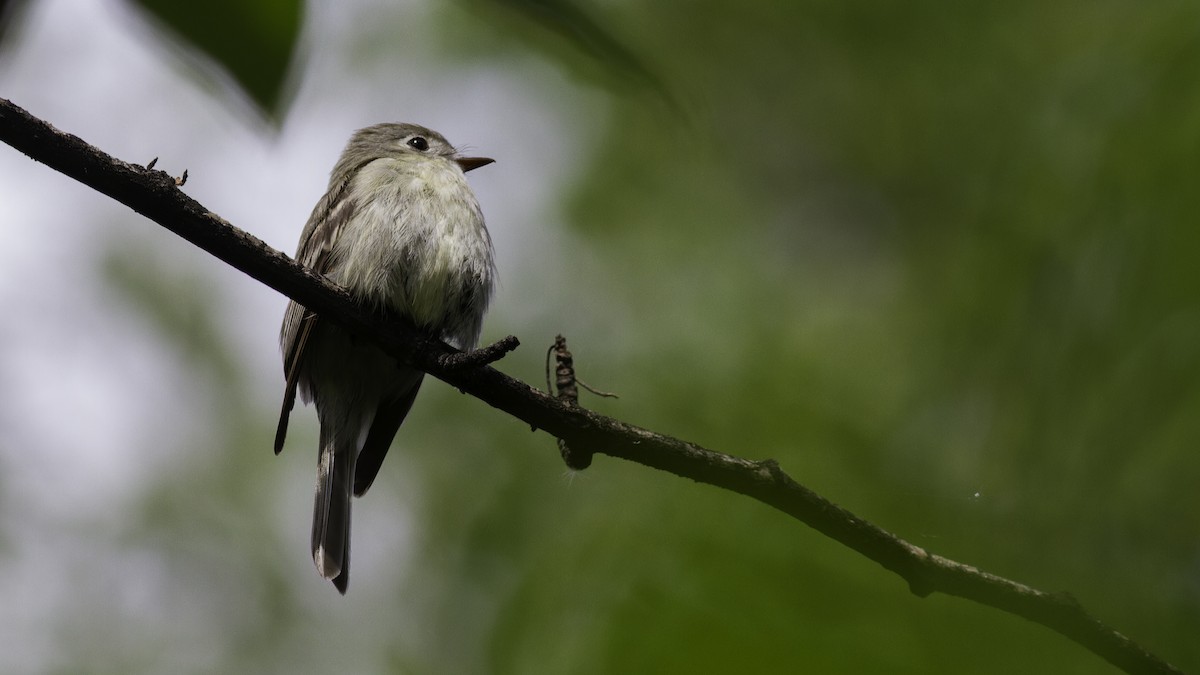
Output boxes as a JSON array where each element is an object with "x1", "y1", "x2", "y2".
[{"x1": 274, "y1": 123, "x2": 496, "y2": 593}]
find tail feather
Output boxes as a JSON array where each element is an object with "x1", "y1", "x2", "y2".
[{"x1": 312, "y1": 422, "x2": 353, "y2": 593}]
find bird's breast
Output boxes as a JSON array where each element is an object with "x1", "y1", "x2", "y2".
[{"x1": 334, "y1": 157, "x2": 495, "y2": 345}]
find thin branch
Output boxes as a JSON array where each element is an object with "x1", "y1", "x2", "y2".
[{"x1": 0, "y1": 97, "x2": 1182, "y2": 675}]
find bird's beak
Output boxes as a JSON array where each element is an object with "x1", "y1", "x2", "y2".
[{"x1": 455, "y1": 156, "x2": 495, "y2": 172}]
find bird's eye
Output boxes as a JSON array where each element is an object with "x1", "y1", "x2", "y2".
[{"x1": 407, "y1": 136, "x2": 429, "y2": 151}]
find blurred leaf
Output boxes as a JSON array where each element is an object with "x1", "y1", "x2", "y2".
[
  {"x1": 0, "y1": 0, "x2": 28, "y2": 51},
  {"x1": 461, "y1": 0, "x2": 673, "y2": 105},
  {"x1": 128, "y1": 0, "x2": 302, "y2": 120}
]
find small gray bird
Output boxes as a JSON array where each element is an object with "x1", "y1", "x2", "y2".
[{"x1": 275, "y1": 123, "x2": 496, "y2": 593}]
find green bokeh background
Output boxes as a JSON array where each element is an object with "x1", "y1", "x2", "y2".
[{"x1": 3, "y1": 0, "x2": 1198, "y2": 672}]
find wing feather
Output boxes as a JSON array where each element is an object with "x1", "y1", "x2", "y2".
[{"x1": 275, "y1": 172, "x2": 362, "y2": 453}]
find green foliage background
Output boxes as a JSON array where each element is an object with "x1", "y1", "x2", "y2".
[{"x1": 4, "y1": 0, "x2": 1199, "y2": 672}]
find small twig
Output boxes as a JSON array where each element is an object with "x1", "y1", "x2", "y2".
[
  {"x1": 546, "y1": 334, "x2": 618, "y2": 401},
  {"x1": 578, "y1": 379, "x2": 618, "y2": 398},
  {"x1": 546, "y1": 335, "x2": 619, "y2": 470},
  {"x1": 547, "y1": 335, "x2": 578, "y2": 403},
  {"x1": 437, "y1": 335, "x2": 520, "y2": 371},
  {"x1": 547, "y1": 335, "x2": 590, "y2": 469}
]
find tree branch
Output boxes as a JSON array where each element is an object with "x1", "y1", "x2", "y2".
[{"x1": 0, "y1": 97, "x2": 1181, "y2": 675}]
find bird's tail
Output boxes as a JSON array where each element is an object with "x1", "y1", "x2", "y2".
[{"x1": 312, "y1": 419, "x2": 354, "y2": 594}]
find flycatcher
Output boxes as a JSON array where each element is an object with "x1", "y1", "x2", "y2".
[{"x1": 275, "y1": 123, "x2": 496, "y2": 593}]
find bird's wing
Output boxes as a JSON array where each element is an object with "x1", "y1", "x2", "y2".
[
  {"x1": 352, "y1": 374, "x2": 424, "y2": 496},
  {"x1": 275, "y1": 174, "x2": 361, "y2": 454}
]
